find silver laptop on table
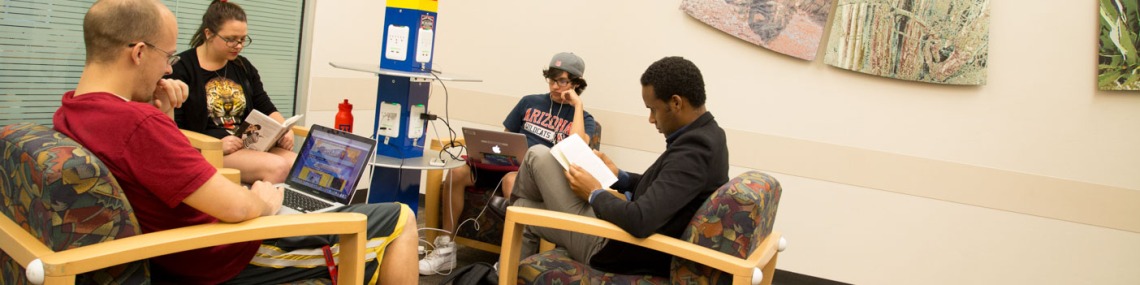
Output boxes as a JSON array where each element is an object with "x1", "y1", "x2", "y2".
[
  {"x1": 276, "y1": 124, "x2": 376, "y2": 215},
  {"x1": 461, "y1": 127, "x2": 528, "y2": 166}
]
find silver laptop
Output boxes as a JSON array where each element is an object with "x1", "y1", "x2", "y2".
[
  {"x1": 276, "y1": 124, "x2": 376, "y2": 215},
  {"x1": 462, "y1": 127, "x2": 528, "y2": 166}
]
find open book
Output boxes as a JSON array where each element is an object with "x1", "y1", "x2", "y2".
[
  {"x1": 233, "y1": 109, "x2": 303, "y2": 152},
  {"x1": 549, "y1": 133, "x2": 618, "y2": 188}
]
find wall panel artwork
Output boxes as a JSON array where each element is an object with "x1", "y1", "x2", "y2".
[
  {"x1": 681, "y1": 0, "x2": 833, "y2": 61},
  {"x1": 1099, "y1": 0, "x2": 1140, "y2": 90},
  {"x1": 824, "y1": 0, "x2": 991, "y2": 85}
]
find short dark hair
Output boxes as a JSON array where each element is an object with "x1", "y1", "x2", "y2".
[
  {"x1": 83, "y1": 0, "x2": 164, "y2": 63},
  {"x1": 639, "y1": 56, "x2": 706, "y2": 107},
  {"x1": 542, "y1": 68, "x2": 588, "y2": 95},
  {"x1": 190, "y1": 0, "x2": 247, "y2": 48}
]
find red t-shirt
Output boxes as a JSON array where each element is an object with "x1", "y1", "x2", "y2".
[{"x1": 53, "y1": 91, "x2": 259, "y2": 284}]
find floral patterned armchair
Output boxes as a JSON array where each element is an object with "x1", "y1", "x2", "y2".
[
  {"x1": 499, "y1": 171, "x2": 786, "y2": 285},
  {"x1": 0, "y1": 123, "x2": 368, "y2": 284}
]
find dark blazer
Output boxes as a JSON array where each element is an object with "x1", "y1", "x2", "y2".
[{"x1": 588, "y1": 112, "x2": 730, "y2": 277}]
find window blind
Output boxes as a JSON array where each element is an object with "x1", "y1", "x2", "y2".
[{"x1": 0, "y1": 0, "x2": 303, "y2": 127}]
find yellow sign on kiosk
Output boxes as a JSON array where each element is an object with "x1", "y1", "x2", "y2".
[{"x1": 386, "y1": 0, "x2": 437, "y2": 12}]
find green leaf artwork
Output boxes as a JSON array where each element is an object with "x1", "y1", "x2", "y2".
[{"x1": 1098, "y1": 0, "x2": 1140, "y2": 90}]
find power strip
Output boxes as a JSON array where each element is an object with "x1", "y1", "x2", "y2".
[
  {"x1": 378, "y1": 101, "x2": 401, "y2": 138},
  {"x1": 409, "y1": 104, "x2": 425, "y2": 139}
]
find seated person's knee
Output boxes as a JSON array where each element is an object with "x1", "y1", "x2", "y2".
[
  {"x1": 445, "y1": 165, "x2": 473, "y2": 185},
  {"x1": 501, "y1": 172, "x2": 518, "y2": 197},
  {"x1": 267, "y1": 156, "x2": 292, "y2": 182}
]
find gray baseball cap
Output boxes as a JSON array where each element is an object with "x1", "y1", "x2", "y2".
[{"x1": 548, "y1": 52, "x2": 585, "y2": 77}]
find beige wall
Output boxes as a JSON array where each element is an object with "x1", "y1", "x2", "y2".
[{"x1": 302, "y1": 0, "x2": 1140, "y2": 284}]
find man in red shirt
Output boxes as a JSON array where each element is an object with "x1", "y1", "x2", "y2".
[{"x1": 52, "y1": 0, "x2": 418, "y2": 283}]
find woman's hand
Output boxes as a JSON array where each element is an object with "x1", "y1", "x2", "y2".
[
  {"x1": 222, "y1": 135, "x2": 243, "y2": 155},
  {"x1": 276, "y1": 129, "x2": 294, "y2": 150}
]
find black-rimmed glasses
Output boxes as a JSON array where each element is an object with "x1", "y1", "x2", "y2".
[
  {"x1": 218, "y1": 35, "x2": 253, "y2": 48},
  {"x1": 546, "y1": 78, "x2": 571, "y2": 87},
  {"x1": 128, "y1": 42, "x2": 180, "y2": 66}
]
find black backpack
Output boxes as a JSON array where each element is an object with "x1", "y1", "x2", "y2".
[{"x1": 440, "y1": 262, "x2": 498, "y2": 285}]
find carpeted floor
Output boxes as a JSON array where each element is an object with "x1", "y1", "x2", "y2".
[
  {"x1": 417, "y1": 244, "x2": 499, "y2": 284},
  {"x1": 415, "y1": 201, "x2": 498, "y2": 284}
]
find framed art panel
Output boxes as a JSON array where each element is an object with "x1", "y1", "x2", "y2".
[
  {"x1": 824, "y1": 0, "x2": 990, "y2": 85},
  {"x1": 682, "y1": 0, "x2": 833, "y2": 61}
]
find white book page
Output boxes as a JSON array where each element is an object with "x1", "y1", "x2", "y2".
[
  {"x1": 549, "y1": 134, "x2": 617, "y2": 188},
  {"x1": 240, "y1": 109, "x2": 280, "y2": 151},
  {"x1": 283, "y1": 114, "x2": 304, "y2": 128}
]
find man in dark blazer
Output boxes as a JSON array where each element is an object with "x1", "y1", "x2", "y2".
[{"x1": 509, "y1": 56, "x2": 730, "y2": 277}]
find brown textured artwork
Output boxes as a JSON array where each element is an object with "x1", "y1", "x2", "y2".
[
  {"x1": 681, "y1": 0, "x2": 833, "y2": 61},
  {"x1": 824, "y1": 0, "x2": 990, "y2": 85}
]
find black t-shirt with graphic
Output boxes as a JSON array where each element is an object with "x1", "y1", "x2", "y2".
[
  {"x1": 503, "y1": 94, "x2": 597, "y2": 147},
  {"x1": 168, "y1": 49, "x2": 278, "y2": 139}
]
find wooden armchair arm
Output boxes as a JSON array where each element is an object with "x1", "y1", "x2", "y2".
[
  {"x1": 429, "y1": 138, "x2": 465, "y2": 150},
  {"x1": 0, "y1": 215, "x2": 53, "y2": 270},
  {"x1": 180, "y1": 130, "x2": 223, "y2": 166},
  {"x1": 14, "y1": 213, "x2": 367, "y2": 285},
  {"x1": 180, "y1": 129, "x2": 241, "y2": 184},
  {"x1": 291, "y1": 125, "x2": 309, "y2": 138},
  {"x1": 499, "y1": 207, "x2": 781, "y2": 285}
]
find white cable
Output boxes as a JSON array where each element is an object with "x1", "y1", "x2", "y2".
[
  {"x1": 417, "y1": 227, "x2": 453, "y2": 235},
  {"x1": 455, "y1": 173, "x2": 506, "y2": 235},
  {"x1": 362, "y1": 125, "x2": 385, "y2": 200}
]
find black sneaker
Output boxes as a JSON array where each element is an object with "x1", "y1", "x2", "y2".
[{"x1": 488, "y1": 195, "x2": 510, "y2": 218}]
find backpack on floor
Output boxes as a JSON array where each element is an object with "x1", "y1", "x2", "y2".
[{"x1": 441, "y1": 262, "x2": 498, "y2": 285}]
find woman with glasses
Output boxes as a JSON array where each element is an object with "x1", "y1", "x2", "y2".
[
  {"x1": 167, "y1": 0, "x2": 295, "y2": 185},
  {"x1": 420, "y1": 52, "x2": 599, "y2": 275},
  {"x1": 164, "y1": 3, "x2": 421, "y2": 284}
]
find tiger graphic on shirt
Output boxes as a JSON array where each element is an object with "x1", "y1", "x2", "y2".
[{"x1": 205, "y1": 77, "x2": 246, "y2": 132}]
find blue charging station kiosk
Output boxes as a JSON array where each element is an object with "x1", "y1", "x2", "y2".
[{"x1": 328, "y1": 0, "x2": 479, "y2": 214}]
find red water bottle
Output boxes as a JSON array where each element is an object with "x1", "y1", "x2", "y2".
[{"x1": 335, "y1": 99, "x2": 353, "y2": 132}]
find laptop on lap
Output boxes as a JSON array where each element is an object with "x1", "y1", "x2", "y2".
[
  {"x1": 276, "y1": 124, "x2": 376, "y2": 215},
  {"x1": 461, "y1": 127, "x2": 528, "y2": 166}
]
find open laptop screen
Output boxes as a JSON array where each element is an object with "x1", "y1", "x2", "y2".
[
  {"x1": 461, "y1": 127, "x2": 528, "y2": 166},
  {"x1": 285, "y1": 125, "x2": 375, "y2": 202}
]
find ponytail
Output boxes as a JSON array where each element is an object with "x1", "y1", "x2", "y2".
[{"x1": 189, "y1": 0, "x2": 247, "y2": 47}]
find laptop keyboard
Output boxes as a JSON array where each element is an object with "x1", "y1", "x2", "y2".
[{"x1": 283, "y1": 190, "x2": 334, "y2": 213}]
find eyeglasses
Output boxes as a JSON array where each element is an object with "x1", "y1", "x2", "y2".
[
  {"x1": 217, "y1": 35, "x2": 253, "y2": 48},
  {"x1": 546, "y1": 78, "x2": 571, "y2": 87},
  {"x1": 128, "y1": 42, "x2": 180, "y2": 66}
]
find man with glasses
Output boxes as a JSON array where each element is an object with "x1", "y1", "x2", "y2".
[
  {"x1": 54, "y1": 0, "x2": 420, "y2": 284},
  {"x1": 420, "y1": 52, "x2": 600, "y2": 275},
  {"x1": 52, "y1": 0, "x2": 284, "y2": 283},
  {"x1": 128, "y1": 42, "x2": 181, "y2": 66}
]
